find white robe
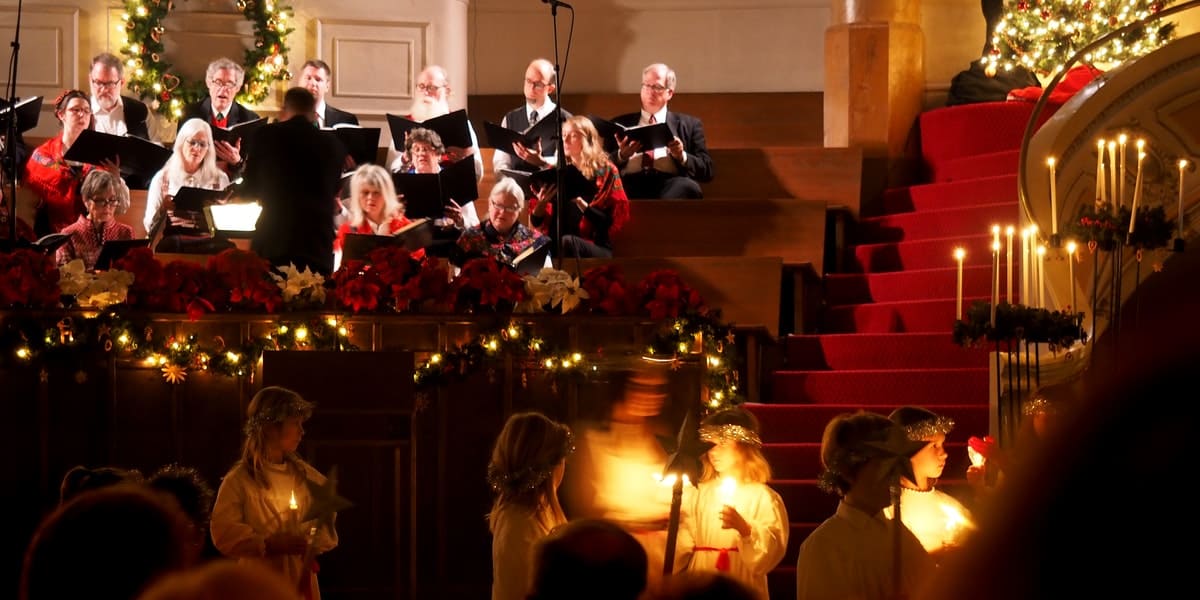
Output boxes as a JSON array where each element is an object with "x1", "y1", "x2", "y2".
[
  {"x1": 882, "y1": 486, "x2": 975, "y2": 552},
  {"x1": 490, "y1": 504, "x2": 563, "y2": 600},
  {"x1": 684, "y1": 479, "x2": 789, "y2": 600}
]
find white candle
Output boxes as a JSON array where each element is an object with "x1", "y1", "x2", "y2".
[
  {"x1": 990, "y1": 240, "x2": 1000, "y2": 326},
  {"x1": 289, "y1": 489, "x2": 299, "y2": 529},
  {"x1": 954, "y1": 247, "x2": 966, "y2": 320},
  {"x1": 1099, "y1": 163, "x2": 1107, "y2": 206},
  {"x1": 1005, "y1": 226, "x2": 1014, "y2": 304},
  {"x1": 1181, "y1": 159, "x2": 1190, "y2": 239},
  {"x1": 1108, "y1": 141, "x2": 1118, "y2": 210},
  {"x1": 1066, "y1": 241, "x2": 1077, "y2": 312},
  {"x1": 1047, "y1": 157, "x2": 1058, "y2": 235},
  {"x1": 1129, "y1": 149, "x2": 1145, "y2": 236},
  {"x1": 1037, "y1": 244, "x2": 1047, "y2": 309},
  {"x1": 1020, "y1": 228, "x2": 1029, "y2": 305},
  {"x1": 1118, "y1": 134, "x2": 1128, "y2": 206},
  {"x1": 1096, "y1": 139, "x2": 1106, "y2": 205}
]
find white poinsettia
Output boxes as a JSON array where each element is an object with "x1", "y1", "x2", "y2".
[
  {"x1": 270, "y1": 263, "x2": 327, "y2": 307},
  {"x1": 529, "y1": 268, "x2": 589, "y2": 314},
  {"x1": 58, "y1": 260, "x2": 134, "y2": 308},
  {"x1": 58, "y1": 260, "x2": 91, "y2": 297}
]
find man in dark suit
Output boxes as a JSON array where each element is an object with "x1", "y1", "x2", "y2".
[
  {"x1": 611, "y1": 63, "x2": 714, "y2": 199},
  {"x1": 492, "y1": 58, "x2": 571, "y2": 175},
  {"x1": 179, "y1": 58, "x2": 260, "y2": 173},
  {"x1": 242, "y1": 87, "x2": 346, "y2": 276},
  {"x1": 89, "y1": 53, "x2": 151, "y2": 140},
  {"x1": 298, "y1": 59, "x2": 359, "y2": 128}
]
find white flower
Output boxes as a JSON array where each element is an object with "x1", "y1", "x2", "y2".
[
  {"x1": 58, "y1": 260, "x2": 91, "y2": 296},
  {"x1": 271, "y1": 263, "x2": 326, "y2": 305},
  {"x1": 59, "y1": 262, "x2": 133, "y2": 308}
]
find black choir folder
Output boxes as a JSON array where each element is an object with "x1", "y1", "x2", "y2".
[
  {"x1": 483, "y1": 116, "x2": 558, "y2": 152},
  {"x1": 589, "y1": 116, "x2": 674, "y2": 151},
  {"x1": 498, "y1": 165, "x2": 596, "y2": 202},
  {"x1": 511, "y1": 241, "x2": 551, "y2": 276},
  {"x1": 341, "y1": 219, "x2": 435, "y2": 261},
  {"x1": 164, "y1": 186, "x2": 235, "y2": 235},
  {"x1": 391, "y1": 157, "x2": 479, "y2": 220},
  {"x1": 386, "y1": 109, "x2": 472, "y2": 150},
  {"x1": 209, "y1": 118, "x2": 267, "y2": 145},
  {"x1": 63, "y1": 130, "x2": 172, "y2": 179},
  {"x1": 0, "y1": 96, "x2": 43, "y2": 132},
  {"x1": 323, "y1": 126, "x2": 381, "y2": 167},
  {"x1": 95, "y1": 239, "x2": 152, "y2": 271}
]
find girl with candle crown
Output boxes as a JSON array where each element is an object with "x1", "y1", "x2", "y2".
[
  {"x1": 685, "y1": 408, "x2": 788, "y2": 600},
  {"x1": 211, "y1": 386, "x2": 338, "y2": 600},
  {"x1": 882, "y1": 406, "x2": 976, "y2": 554}
]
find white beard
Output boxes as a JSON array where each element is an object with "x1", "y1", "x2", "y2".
[{"x1": 408, "y1": 97, "x2": 450, "y2": 122}]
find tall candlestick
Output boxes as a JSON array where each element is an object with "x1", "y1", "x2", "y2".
[
  {"x1": 1098, "y1": 163, "x2": 1107, "y2": 206},
  {"x1": 1108, "y1": 140, "x2": 1118, "y2": 210},
  {"x1": 1066, "y1": 241, "x2": 1077, "y2": 312},
  {"x1": 1047, "y1": 157, "x2": 1058, "y2": 235},
  {"x1": 1037, "y1": 244, "x2": 1047, "y2": 309},
  {"x1": 1005, "y1": 226, "x2": 1014, "y2": 304},
  {"x1": 1181, "y1": 159, "x2": 1190, "y2": 239},
  {"x1": 1096, "y1": 139, "x2": 1106, "y2": 205},
  {"x1": 954, "y1": 247, "x2": 966, "y2": 320},
  {"x1": 1118, "y1": 134, "x2": 1128, "y2": 206},
  {"x1": 990, "y1": 240, "x2": 1000, "y2": 326},
  {"x1": 1129, "y1": 149, "x2": 1146, "y2": 236}
]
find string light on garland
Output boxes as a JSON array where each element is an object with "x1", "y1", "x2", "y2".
[
  {"x1": 982, "y1": 0, "x2": 1176, "y2": 78},
  {"x1": 119, "y1": 0, "x2": 295, "y2": 118}
]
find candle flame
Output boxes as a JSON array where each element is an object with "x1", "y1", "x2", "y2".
[
  {"x1": 719, "y1": 476, "x2": 738, "y2": 503},
  {"x1": 289, "y1": 490, "x2": 298, "y2": 511},
  {"x1": 992, "y1": 240, "x2": 1001, "y2": 252},
  {"x1": 967, "y1": 446, "x2": 986, "y2": 468},
  {"x1": 940, "y1": 503, "x2": 971, "y2": 532},
  {"x1": 1118, "y1": 133, "x2": 1128, "y2": 144},
  {"x1": 1005, "y1": 225, "x2": 1015, "y2": 236},
  {"x1": 1097, "y1": 138, "x2": 1105, "y2": 149},
  {"x1": 1067, "y1": 241, "x2": 1077, "y2": 254},
  {"x1": 1138, "y1": 151, "x2": 1146, "y2": 161},
  {"x1": 1181, "y1": 159, "x2": 1189, "y2": 170},
  {"x1": 953, "y1": 247, "x2": 966, "y2": 261},
  {"x1": 991, "y1": 224, "x2": 1000, "y2": 235},
  {"x1": 1046, "y1": 156, "x2": 1056, "y2": 167},
  {"x1": 1037, "y1": 245, "x2": 1047, "y2": 256},
  {"x1": 1136, "y1": 138, "x2": 1145, "y2": 150},
  {"x1": 1107, "y1": 140, "x2": 1116, "y2": 151}
]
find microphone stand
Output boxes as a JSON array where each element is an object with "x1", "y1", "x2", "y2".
[
  {"x1": 2, "y1": 0, "x2": 24, "y2": 244},
  {"x1": 543, "y1": 0, "x2": 572, "y2": 269}
]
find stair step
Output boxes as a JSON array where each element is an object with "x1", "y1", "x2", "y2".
[
  {"x1": 825, "y1": 265, "x2": 993, "y2": 304},
  {"x1": 785, "y1": 332, "x2": 989, "y2": 370},
  {"x1": 773, "y1": 479, "x2": 838, "y2": 523},
  {"x1": 848, "y1": 233, "x2": 994, "y2": 273},
  {"x1": 771, "y1": 368, "x2": 989, "y2": 405},
  {"x1": 856, "y1": 202, "x2": 1019, "y2": 244},
  {"x1": 874, "y1": 174, "x2": 1017, "y2": 217},
  {"x1": 746, "y1": 403, "x2": 988, "y2": 443},
  {"x1": 821, "y1": 295, "x2": 989, "y2": 334},
  {"x1": 932, "y1": 149, "x2": 1020, "y2": 183},
  {"x1": 918, "y1": 101, "x2": 1041, "y2": 167},
  {"x1": 764, "y1": 441, "x2": 970, "y2": 481}
]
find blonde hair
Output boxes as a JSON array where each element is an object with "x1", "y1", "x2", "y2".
[
  {"x1": 487, "y1": 412, "x2": 572, "y2": 533},
  {"x1": 563, "y1": 115, "x2": 608, "y2": 179},
  {"x1": 164, "y1": 119, "x2": 224, "y2": 189},
  {"x1": 348, "y1": 164, "x2": 403, "y2": 228},
  {"x1": 236, "y1": 386, "x2": 313, "y2": 488},
  {"x1": 699, "y1": 408, "x2": 772, "y2": 484}
]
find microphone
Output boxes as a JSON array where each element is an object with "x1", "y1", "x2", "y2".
[{"x1": 541, "y1": 0, "x2": 573, "y2": 8}]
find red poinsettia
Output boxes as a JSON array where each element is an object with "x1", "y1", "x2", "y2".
[
  {"x1": 331, "y1": 259, "x2": 384, "y2": 313},
  {"x1": 449, "y1": 258, "x2": 528, "y2": 312},
  {"x1": 161, "y1": 260, "x2": 220, "y2": 320},
  {"x1": 636, "y1": 269, "x2": 707, "y2": 320},
  {"x1": 207, "y1": 249, "x2": 283, "y2": 313},
  {"x1": 114, "y1": 247, "x2": 166, "y2": 310},
  {"x1": 0, "y1": 249, "x2": 61, "y2": 308},
  {"x1": 580, "y1": 264, "x2": 634, "y2": 315}
]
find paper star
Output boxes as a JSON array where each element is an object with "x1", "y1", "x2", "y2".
[
  {"x1": 657, "y1": 409, "x2": 714, "y2": 487},
  {"x1": 864, "y1": 426, "x2": 928, "y2": 487},
  {"x1": 302, "y1": 465, "x2": 353, "y2": 525},
  {"x1": 161, "y1": 364, "x2": 187, "y2": 384}
]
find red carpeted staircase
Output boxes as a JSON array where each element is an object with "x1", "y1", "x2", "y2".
[{"x1": 747, "y1": 101, "x2": 1044, "y2": 599}]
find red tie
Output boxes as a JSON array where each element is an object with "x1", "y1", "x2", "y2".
[
  {"x1": 642, "y1": 114, "x2": 656, "y2": 172},
  {"x1": 213, "y1": 113, "x2": 227, "y2": 129}
]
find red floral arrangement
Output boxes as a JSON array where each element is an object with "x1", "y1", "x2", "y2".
[
  {"x1": 580, "y1": 264, "x2": 634, "y2": 315},
  {"x1": 449, "y1": 258, "x2": 527, "y2": 312},
  {"x1": 636, "y1": 269, "x2": 707, "y2": 320},
  {"x1": 207, "y1": 249, "x2": 282, "y2": 313},
  {"x1": 114, "y1": 247, "x2": 165, "y2": 308},
  {"x1": 331, "y1": 259, "x2": 384, "y2": 313},
  {"x1": 0, "y1": 249, "x2": 60, "y2": 308},
  {"x1": 115, "y1": 249, "x2": 221, "y2": 319},
  {"x1": 331, "y1": 248, "x2": 451, "y2": 313}
]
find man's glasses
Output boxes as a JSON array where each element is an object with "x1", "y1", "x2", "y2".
[
  {"x1": 90, "y1": 197, "x2": 120, "y2": 207},
  {"x1": 91, "y1": 79, "x2": 121, "y2": 89},
  {"x1": 641, "y1": 83, "x2": 670, "y2": 94},
  {"x1": 186, "y1": 139, "x2": 210, "y2": 149},
  {"x1": 525, "y1": 79, "x2": 548, "y2": 90},
  {"x1": 416, "y1": 83, "x2": 445, "y2": 93},
  {"x1": 209, "y1": 79, "x2": 240, "y2": 91}
]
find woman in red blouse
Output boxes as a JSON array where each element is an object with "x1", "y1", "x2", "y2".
[
  {"x1": 25, "y1": 90, "x2": 97, "y2": 236},
  {"x1": 56, "y1": 169, "x2": 133, "y2": 270},
  {"x1": 529, "y1": 115, "x2": 630, "y2": 258},
  {"x1": 333, "y1": 164, "x2": 421, "y2": 269}
]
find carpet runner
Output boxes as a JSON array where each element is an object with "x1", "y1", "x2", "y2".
[{"x1": 750, "y1": 100, "x2": 1041, "y2": 599}]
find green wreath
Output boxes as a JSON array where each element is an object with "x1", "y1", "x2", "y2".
[{"x1": 119, "y1": 0, "x2": 294, "y2": 119}]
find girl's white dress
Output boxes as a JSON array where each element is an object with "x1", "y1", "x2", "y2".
[
  {"x1": 882, "y1": 486, "x2": 975, "y2": 552},
  {"x1": 685, "y1": 479, "x2": 789, "y2": 600}
]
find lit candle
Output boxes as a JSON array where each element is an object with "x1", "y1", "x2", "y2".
[
  {"x1": 1047, "y1": 157, "x2": 1058, "y2": 235},
  {"x1": 991, "y1": 224, "x2": 1000, "y2": 249},
  {"x1": 1181, "y1": 159, "x2": 1190, "y2": 239},
  {"x1": 1020, "y1": 227, "x2": 1029, "y2": 305},
  {"x1": 954, "y1": 247, "x2": 966, "y2": 320},
  {"x1": 1108, "y1": 140, "x2": 1118, "y2": 210},
  {"x1": 1005, "y1": 226, "x2": 1014, "y2": 304},
  {"x1": 1066, "y1": 241, "x2": 1077, "y2": 313},
  {"x1": 719, "y1": 476, "x2": 738, "y2": 505},
  {"x1": 1118, "y1": 133, "x2": 1128, "y2": 206},
  {"x1": 1129, "y1": 148, "x2": 1146, "y2": 236},
  {"x1": 990, "y1": 240, "x2": 1000, "y2": 326},
  {"x1": 289, "y1": 490, "x2": 299, "y2": 529},
  {"x1": 1037, "y1": 244, "x2": 1047, "y2": 309},
  {"x1": 1096, "y1": 138, "x2": 1106, "y2": 205}
]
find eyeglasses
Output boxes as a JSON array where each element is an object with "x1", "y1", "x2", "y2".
[
  {"x1": 525, "y1": 79, "x2": 548, "y2": 90},
  {"x1": 186, "y1": 139, "x2": 210, "y2": 149},
  {"x1": 209, "y1": 79, "x2": 240, "y2": 91},
  {"x1": 63, "y1": 107, "x2": 92, "y2": 116},
  {"x1": 91, "y1": 79, "x2": 122, "y2": 89},
  {"x1": 490, "y1": 203, "x2": 521, "y2": 213},
  {"x1": 641, "y1": 83, "x2": 670, "y2": 94},
  {"x1": 90, "y1": 197, "x2": 120, "y2": 207},
  {"x1": 416, "y1": 83, "x2": 445, "y2": 93}
]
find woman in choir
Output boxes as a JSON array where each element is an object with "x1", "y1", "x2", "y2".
[
  {"x1": 529, "y1": 115, "x2": 630, "y2": 258},
  {"x1": 456, "y1": 178, "x2": 547, "y2": 265},
  {"x1": 882, "y1": 406, "x2": 975, "y2": 554},
  {"x1": 487, "y1": 411, "x2": 573, "y2": 600},
  {"x1": 393, "y1": 127, "x2": 479, "y2": 231},
  {"x1": 211, "y1": 386, "x2": 339, "y2": 600},
  {"x1": 333, "y1": 163, "x2": 422, "y2": 269},
  {"x1": 24, "y1": 90, "x2": 98, "y2": 236},
  {"x1": 143, "y1": 118, "x2": 230, "y2": 234},
  {"x1": 55, "y1": 169, "x2": 133, "y2": 270}
]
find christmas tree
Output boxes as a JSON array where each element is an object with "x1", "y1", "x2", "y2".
[{"x1": 983, "y1": 0, "x2": 1177, "y2": 79}]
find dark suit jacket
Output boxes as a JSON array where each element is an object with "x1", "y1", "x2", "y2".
[
  {"x1": 119, "y1": 95, "x2": 151, "y2": 140},
  {"x1": 610, "y1": 110, "x2": 714, "y2": 182},
  {"x1": 177, "y1": 98, "x2": 260, "y2": 132},
  {"x1": 322, "y1": 104, "x2": 359, "y2": 127},
  {"x1": 242, "y1": 115, "x2": 346, "y2": 276}
]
